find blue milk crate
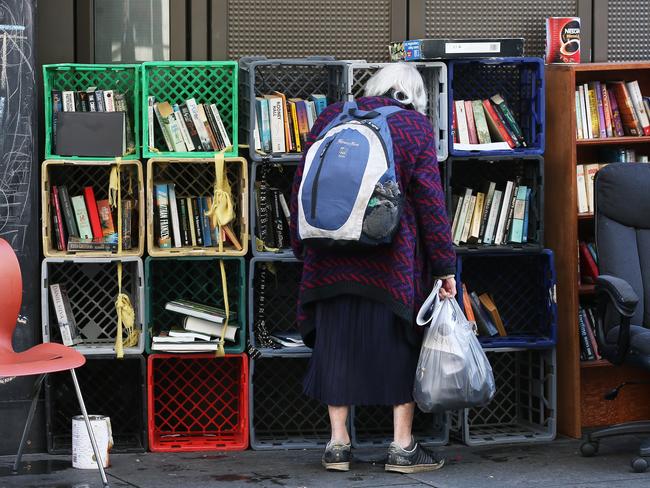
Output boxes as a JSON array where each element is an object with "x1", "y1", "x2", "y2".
[
  {"x1": 449, "y1": 57, "x2": 544, "y2": 157},
  {"x1": 446, "y1": 156, "x2": 544, "y2": 251},
  {"x1": 455, "y1": 249, "x2": 557, "y2": 348}
]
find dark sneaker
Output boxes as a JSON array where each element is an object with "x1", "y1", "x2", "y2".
[
  {"x1": 385, "y1": 441, "x2": 445, "y2": 473},
  {"x1": 322, "y1": 441, "x2": 351, "y2": 471}
]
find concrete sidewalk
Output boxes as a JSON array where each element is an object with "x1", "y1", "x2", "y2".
[{"x1": 1, "y1": 436, "x2": 648, "y2": 488}]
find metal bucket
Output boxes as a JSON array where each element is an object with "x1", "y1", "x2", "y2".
[{"x1": 71, "y1": 415, "x2": 113, "y2": 469}]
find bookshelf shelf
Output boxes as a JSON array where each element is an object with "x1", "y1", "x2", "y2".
[
  {"x1": 581, "y1": 359, "x2": 611, "y2": 369},
  {"x1": 546, "y1": 62, "x2": 650, "y2": 439},
  {"x1": 578, "y1": 213, "x2": 594, "y2": 220},
  {"x1": 577, "y1": 136, "x2": 650, "y2": 146}
]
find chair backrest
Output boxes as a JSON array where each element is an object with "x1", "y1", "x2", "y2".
[
  {"x1": 0, "y1": 238, "x2": 22, "y2": 353},
  {"x1": 595, "y1": 163, "x2": 650, "y2": 328}
]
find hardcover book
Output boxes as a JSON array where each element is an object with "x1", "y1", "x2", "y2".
[
  {"x1": 121, "y1": 198, "x2": 133, "y2": 250},
  {"x1": 167, "y1": 183, "x2": 182, "y2": 248},
  {"x1": 192, "y1": 197, "x2": 204, "y2": 247},
  {"x1": 483, "y1": 189, "x2": 502, "y2": 246},
  {"x1": 464, "y1": 100, "x2": 478, "y2": 144},
  {"x1": 472, "y1": 100, "x2": 491, "y2": 144},
  {"x1": 96, "y1": 199, "x2": 115, "y2": 239},
  {"x1": 165, "y1": 299, "x2": 236, "y2": 323},
  {"x1": 155, "y1": 183, "x2": 171, "y2": 248},
  {"x1": 71, "y1": 195, "x2": 93, "y2": 239},
  {"x1": 49, "y1": 283, "x2": 81, "y2": 346},
  {"x1": 83, "y1": 186, "x2": 103, "y2": 239},
  {"x1": 57, "y1": 185, "x2": 79, "y2": 239}
]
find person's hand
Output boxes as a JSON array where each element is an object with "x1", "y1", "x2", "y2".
[{"x1": 439, "y1": 277, "x2": 457, "y2": 299}]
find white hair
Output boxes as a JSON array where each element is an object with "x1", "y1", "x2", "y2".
[{"x1": 364, "y1": 62, "x2": 428, "y2": 114}]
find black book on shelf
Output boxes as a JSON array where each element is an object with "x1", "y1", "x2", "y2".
[
  {"x1": 256, "y1": 181, "x2": 276, "y2": 249},
  {"x1": 177, "y1": 197, "x2": 191, "y2": 246},
  {"x1": 179, "y1": 103, "x2": 202, "y2": 151},
  {"x1": 57, "y1": 185, "x2": 79, "y2": 239},
  {"x1": 191, "y1": 197, "x2": 204, "y2": 246},
  {"x1": 270, "y1": 188, "x2": 287, "y2": 249},
  {"x1": 55, "y1": 111, "x2": 125, "y2": 157}
]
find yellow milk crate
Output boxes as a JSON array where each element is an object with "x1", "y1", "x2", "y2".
[
  {"x1": 42, "y1": 160, "x2": 145, "y2": 258},
  {"x1": 146, "y1": 157, "x2": 248, "y2": 257}
]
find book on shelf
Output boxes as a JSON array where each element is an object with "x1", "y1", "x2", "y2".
[
  {"x1": 153, "y1": 179, "x2": 242, "y2": 250},
  {"x1": 269, "y1": 331, "x2": 305, "y2": 348},
  {"x1": 147, "y1": 96, "x2": 231, "y2": 152},
  {"x1": 67, "y1": 236, "x2": 118, "y2": 252},
  {"x1": 169, "y1": 328, "x2": 211, "y2": 342},
  {"x1": 461, "y1": 283, "x2": 476, "y2": 323},
  {"x1": 164, "y1": 299, "x2": 237, "y2": 324},
  {"x1": 579, "y1": 241, "x2": 599, "y2": 283},
  {"x1": 183, "y1": 316, "x2": 238, "y2": 342},
  {"x1": 576, "y1": 165, "x2": 589, "y2": 214},
  {"x1": 468, "y1": 290, "x2": 499, "y2": 337},
  {"x1": 154, "y1": 183, "x2": 171, "y2": 249},
  {"x1": 254, "y1": 91, "x2": 327, "y2": 154},
  {"x1": 52, "y1": 88, "x2": 134, "y2": 156},
  {"x1": 51, "y1": 186, "x2": 67, "y2": 251},
  {"x1": 49, "y1": 283, "x2": 81, "y2": 346},
  {"x1": 576, "y1": 80, "x2": 650, "y2": 139},
  {"x1": 478, "y1": 293, "x2": 507, "y2": 337},
  {"x1": 578, "y1": 305, "x2": 603, "y2": 362}
]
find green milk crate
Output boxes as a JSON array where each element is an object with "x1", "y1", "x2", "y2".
[
  {"x1": 43, "y1": 63, "x2": 141, "y2": 160},
  {"x1": 141, "y1": 61, "x2": 238, "y2": 159},
  {"x1": 145, "y1": 256, "x2": 246, "y2": 354}
]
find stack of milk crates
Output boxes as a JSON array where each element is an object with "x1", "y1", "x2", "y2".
[
  {"x1": 444, "y1": 56, "x2": 557, "y2": 446},
  {"x1": 41, "y1": 63, "x2": 147, "y2": 454},
  {"x1": 141, "y1": 60, "x2": 250, "y2": 452}
]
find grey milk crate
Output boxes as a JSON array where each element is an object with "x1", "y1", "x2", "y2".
[
  {"x1": 250, "y1": 355, "x2": 334, "y2": 450},
  {"x1": 239, "y1": 56, "x2": 349, "y2": 163},
  {"x1": 250, "y1": 161, "x2": 297, "y2": 258},
  {"x1": 351, "y1": 407, "x2": 448, "y2": 448},
  {"x1": 42, "y1": 257, "x2": 145, "y2": 355},
  {"x1": 450, "y1": 348, "x2": 556, "y2": 446},
  {"x1": 248, "y1": 257, "x2": 309, "y2": 356},
  {"x1": 347, "y1": 61, "x2": 448, "y2": 162}
]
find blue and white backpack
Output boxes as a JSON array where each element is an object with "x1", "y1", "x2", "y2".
[{"x1": 298, "y1": 100, "x2": 403, "y2": 247}]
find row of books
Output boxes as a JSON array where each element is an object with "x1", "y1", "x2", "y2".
[
  {"x1": 578, "y1": 305, "x2": 601, "y2": 361},
  {"x1": 460, "y1": 284, "x2": 507, "y2": 338},
  {"x1": 253, "y1": 93, "x2": 327, "y2": 154},
  {"x1": 576, "y1": 163, "x2": 608, "y2": 215},
  {"x1": 50, "y1": 184, "x2": 135, "y2": 252},
  {"x1": 451, "y1": 178, "x2": 532, "y2": 246},
  {"x1": 452, "y1": 94, "x2": 526, "y2": 151},
  {"x1": 575, "y1": 80, "x2": 650, "y2": 140},
  {"x1": 154, "y1": 183, "x2": 242, "y2": 251},
  {"x1": 579, "y1": 241, "x2": 599, "y2": 285},
  {"x1": 148, "y1": 97, "x2": 232, "y2": 152},
  {"x1": 51, "y1": 88, "x2": 135, "y2": 154},
  {"x1": 254, "y1": 181, "x2": 290, "y2": 251},
  {"x1": 152, "y1": 299, "x2": 239, "y2": 353},
  {"x1": 598, "y1": 148, "x2": 649, "y2": 163}
]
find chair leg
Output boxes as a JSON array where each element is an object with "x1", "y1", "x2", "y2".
[
  {"x1": 70, "y1": 369, "x2": 110, "y2": 488},
  {"x1": 12, "y1": 374, "x2": 46, "y2": 474}
]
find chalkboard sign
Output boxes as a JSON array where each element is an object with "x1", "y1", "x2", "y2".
[{"x1": 0, "y1": 0, "x2": 43, "y2": 454}]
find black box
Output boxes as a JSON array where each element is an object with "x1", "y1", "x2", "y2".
[
  {"x1": 55, "y1": 111, "x2": 125, "y2": 157},
  {"x1": 389, "y1": 38, "x2": 524, "y2": 61}
]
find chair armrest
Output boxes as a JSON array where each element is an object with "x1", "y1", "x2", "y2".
[
  {"x1": 595, "y1": 275, "x2": 639, "y2": 365},
  {"x1": 596, "y1": 275, "x2": 638, "y2": 317}
]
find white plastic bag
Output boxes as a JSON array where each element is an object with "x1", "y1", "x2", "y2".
[{"x1": 413, "y1": 281, "x2": 496, "y2": 413}]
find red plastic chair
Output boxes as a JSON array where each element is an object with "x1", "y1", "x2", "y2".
[{"x1": 0, "y1": 238, "x2": 109, "y2": 487}]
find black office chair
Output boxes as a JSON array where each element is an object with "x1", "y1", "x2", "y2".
[{"x1": 579, "y1": 163, "x2": 650, "y2": 472}]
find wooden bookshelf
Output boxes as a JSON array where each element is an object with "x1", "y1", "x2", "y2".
[{"x1": 546, "y1": 62, "x2": 650, "y2": 439}]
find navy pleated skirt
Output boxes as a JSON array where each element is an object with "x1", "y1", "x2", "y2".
[{"x1": 303, "y1": 295, "x2": 420, "y2": 406}]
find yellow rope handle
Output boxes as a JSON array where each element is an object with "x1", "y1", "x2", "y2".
[
  {"x1": 205, "y1": 152, "x2": 235, "y2": 357},
  {"x1": 110, "y1": 158, "x2": 138, "y2": 358}
]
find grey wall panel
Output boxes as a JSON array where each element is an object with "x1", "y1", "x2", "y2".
[
  {"x1": 607, "y1": 0, "x2": 650, "y2": 61},
  {"x1": 222, "y1": 0, "x2": 403, "y2": 62},
  {"x1": 415, "y1": 0, "x2": 581, "y2": 58}
]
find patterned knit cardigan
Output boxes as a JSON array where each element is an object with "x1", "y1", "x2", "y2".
[{"x1": 289, "y1": 97, "x2": 456, "y2": 343}]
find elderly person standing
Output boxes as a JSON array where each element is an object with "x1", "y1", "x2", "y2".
[{"x1": 289, "y1": 63, "x2": 456, "y2": 473}]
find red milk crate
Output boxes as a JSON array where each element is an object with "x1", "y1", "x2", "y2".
[{"x1": 147, "y1": 354, "x2": 249, "y2": 452}]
